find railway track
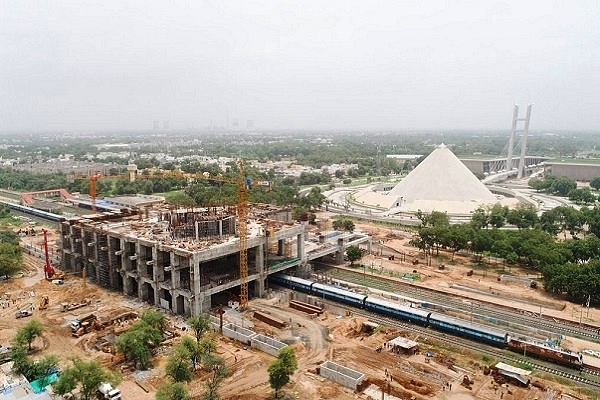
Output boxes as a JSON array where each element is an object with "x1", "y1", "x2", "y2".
[
  {"x1": 345, "y1": 304, "x2": 600, "y2": 389},
  {"x1": 315, "y1": 265, "x2": 600, "y2": 343}
]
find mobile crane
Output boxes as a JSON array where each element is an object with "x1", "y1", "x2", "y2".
[{"x1": 42, "y1": 229, "x2": 65, "y2": 281}]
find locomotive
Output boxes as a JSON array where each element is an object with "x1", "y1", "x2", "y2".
[{"x1": 269, "y1": 273, "x2": 583, "y2": 369}]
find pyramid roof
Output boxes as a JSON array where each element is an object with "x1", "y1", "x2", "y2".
[{"x1": 388, "y1": 144, "x2": 497, "y2": 204}]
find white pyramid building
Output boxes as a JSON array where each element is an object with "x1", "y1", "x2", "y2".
[{"x1": 387, "y1": 144, "x2": 501, "y2": 213}]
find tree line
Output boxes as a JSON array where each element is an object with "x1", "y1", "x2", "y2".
[
  {"x1": 529, "y1": 175, "x2": 600, "y2": 204},
  {"x1": 410, "y1": 205, "x2": 600, "y2": 305}
]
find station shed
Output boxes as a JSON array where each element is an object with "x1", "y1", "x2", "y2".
[
  {"x1": 388, "y1": 336, "x2": 419, "y2": 355},
  {"x1": 494, "y1": 362, "x2": 531, "y2": 387}
]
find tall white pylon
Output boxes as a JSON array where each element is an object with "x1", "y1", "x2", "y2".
[{"x1": 506, "y1": 104, "x2": 533, "y2": 179}]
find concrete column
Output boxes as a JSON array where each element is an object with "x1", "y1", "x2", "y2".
[
  {"x1": 93, "y1": 231, "x2": 100, "y2": 283},
  {"x1": 151, "y1": 245, "x2": 160, "y2": 307},
  {"x1": 120, "y1": 239, "x2": 127, "y2": 296},
  {"x1": 335, "y1": 250, "x2": 344, "y2": 264},
  {"x1": 255, "y1": 243, "x2": 265, "y2": 297},
  {"x1": 297, "y1": 233, "x2": 305, "y2": 259},
  {"x1": 135, "y1": 243, "x2": 142, "y2": 299},
  {"x1": 219, "y1": 219, "x2": 223, "y2": 238},
  {"x1": 367, "y1": 238, "x2": 372, "y2": 254},
  {"x1": 192, "y1": 255, "x2": 203, "y2": 316},
  {"x1": 107, "y1": 235, "x2": 117, "y2": 289},
  {"x1": 277, "y1": 239, "x2": 284, "y2": 256},
  {"x1": 134, "y1": 243, "x2": 142, "y2": 275},
  {"x1": 255, "y1": 243, "x2": 265, "y2": 273},
  {"x1": 199, "y1": 294, "x2": 211, "y2": 315}
]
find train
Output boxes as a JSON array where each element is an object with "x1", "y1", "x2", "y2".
[
  {"x1": 269, "y1": 273, "x2": 584, "y2": 369},
  {"x1": 0, "y1": 200, "x2": 63, "y2": 222}
]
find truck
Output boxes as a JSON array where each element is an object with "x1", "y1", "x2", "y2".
[
  {"x1": 15, "y1": 309, "x2": 33, "y2": 319},
  {"x1": 0, "y1": 346, "x2": 11, "y2": 364},
  {"x1": 97, "y1": 382, "x2": 121, "y2": 400},
  {"x1": 70, "y1": 314, "x2": 97, "y2": 337}
]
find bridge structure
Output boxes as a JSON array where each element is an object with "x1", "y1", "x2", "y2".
[
  {"x1": 20, "y1": 188, "x2": 73, "y2": 205},
  {"x1": 489, "y1": 104, "x2": 534, "y2": 177}
]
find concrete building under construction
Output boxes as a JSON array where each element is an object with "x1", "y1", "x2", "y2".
[{"x1": 59, "y1": 203, "x2": 306, "y2": 316}]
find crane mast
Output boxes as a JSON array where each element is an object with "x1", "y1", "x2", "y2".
[
  {"x1": 79, "y1": 161, "x2": 257, "y2": 311},
  {"x1": 237, "y1": 160, "x2": 249, "y2": 310}
]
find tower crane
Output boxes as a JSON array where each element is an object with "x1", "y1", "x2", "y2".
[
  {"x1": 194, "y1": 160, "x2": 270, "y2": 310},
  {"x1": 76, "y1": 160, "x2": 269, "y2": 311}
]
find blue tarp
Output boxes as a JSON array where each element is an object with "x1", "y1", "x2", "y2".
[{"x1": 29, "y1": 373, "x2": 58, "y2": 394}]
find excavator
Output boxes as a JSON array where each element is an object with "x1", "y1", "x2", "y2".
[{"x1": 38, "y1": 295, "x2": 49, "y2": 310}]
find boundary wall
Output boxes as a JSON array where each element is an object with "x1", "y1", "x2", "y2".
[{"x1": 319, "y1": 360, "x2": 365, "y2": 391}]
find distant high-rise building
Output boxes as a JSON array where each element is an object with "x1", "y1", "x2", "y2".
[
  {"x1": 232, "y1": 118, "x2": 239, "y2": 128},
  {"x1": 246, "y1": 119, "x2": 254, "y2": 129},
  {"x1": 163, "y1": 120, "x2": 169, "y2": 130},
  {"x1": 153, "y1": 120, "x2": 160, "y2": 130}
]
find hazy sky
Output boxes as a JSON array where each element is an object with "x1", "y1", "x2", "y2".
[{"x1": 1, "y1": 1, "x2": 599, "y2": 132}]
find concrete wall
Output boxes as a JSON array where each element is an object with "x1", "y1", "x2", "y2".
[
  {"x1": 211, "y1": 322, "x2": 257, "y2": 344},
  {"x1": 544, "y1": 162, "x2": 600, "y2": 181},
  {"x1": 319, "y1": 361, "x2": 365, "y2": 391},
  {"x1": 251, "y1": 335, "x2": 288, "y2": 357}
]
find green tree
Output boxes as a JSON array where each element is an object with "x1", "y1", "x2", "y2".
[
  {"x1": 446, "y1": 224, "x2": 471, "y2": 260},
  {"x1": 268, "y1": 360, "x2": 289, "y2": 398},
  {"x1": 470, "y1": 207, "x2": 489, "y2": 230},
  {"x1": 140, "y1": 310, "x2": 169, "y2": 334},
  {"x1": 332, "y1": 217, "x2": 354, "y2": 232},
  {"x1": 506, "y1": 205, "x2": 539, "y2": 230},
  {"x1": 9, "y1": 342, "x2": 30, "y2": 376},
  {"x1": 528, "y1": 177, "x2": 550, "y2": 192},
  {"x1": 202, "y1": 355, "x2": 229, "y2": 400},
  {"x1": 198, "y1": 336, "x2": 217, "y2": 359},
  {"x1": 166, "y1": 192, "x2": 197, "y2": 207},
  {"x1": 179, "y1": 336, "x2": 203, "y2": 371},
  {"x1": 16, "y1": 319, "x2": 44, "y2": 351},
  {"x1": 541, "y1": 206, "x2": 583, "y2": 239},
  {"x1": 591, "y1": 177, "x2": 600, "y2": 190},
  {"x1": 550, "y1": 176, "x2": 577, "y2": 196},
  {"x1": 568, "y1": 188, "x2": 596, "y2": 204},
  {"x1": 301, "y1": 187, "x2": 326, "y2": 210},
  {"x1": 581, "y1": 205, "x2": 600, "y2": 237},
  {"x1": 115, "y1": 316, "x2": 163, "y2": 370},
  {"x1": 156, "y1": 382, "x2": 191, "y2": 400},
  {"x1": 268, "y1": 347, "x2": 298, "y2": 398},
  {"x1": 187, "y1": 314, "x2": 211, "y2": 343},
  {"x1": 417, "y1": 210, "x2": 449, "y2": 228},
  {"x1": 345, "y1": 245, "x2": 362, "y2": 265},
  {"x1": 0, "y1": 242, "x2": 22, "y2": 277},
  {"x1": 29, "y1": 354, "x2": 59, "y2": 387},
  {"x1": 488, "y1": 204, "x2": 508, "y2": 228},
  {"x1": 0, "y1": 230, "x2": 20, "y2": 245},
  {"x1": 166, "y1": 344, "x2": 193, "y2": 383},
  {"x1": 54, "y1": 358, "x2": 120, "y2": 400}
]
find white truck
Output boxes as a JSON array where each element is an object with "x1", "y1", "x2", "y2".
[{"x1": 97, "y1": 383, "x2": 121, "y2": 400}]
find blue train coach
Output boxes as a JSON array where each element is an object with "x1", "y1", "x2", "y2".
[
  {"x1": 268, "y1": 274, "x2": 314, "y2": 293},
  {"x1": 312, "y1": 282, "x2": 368, "y2": 308},
  {"x1": 428, "y1": 313, "x2": 509, "y2": 346},
  {"x1": 365, "y1": 296, "x2": 431, "y2": 325}
]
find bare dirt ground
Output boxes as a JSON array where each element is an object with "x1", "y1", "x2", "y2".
[{"x1": 2, "y1": 221, "x2": 600, "y2": 399}]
